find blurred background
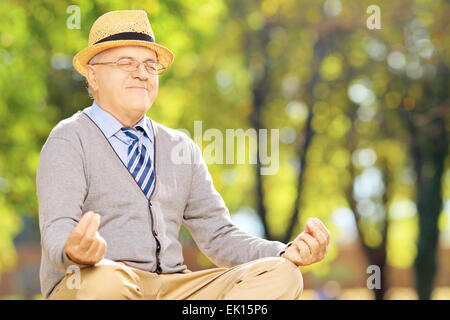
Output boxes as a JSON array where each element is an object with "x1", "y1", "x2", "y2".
[{"x1": 0, "y1": 0, "x2": 449, "y2": 300}]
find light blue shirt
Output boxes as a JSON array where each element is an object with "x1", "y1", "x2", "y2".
[{"x1": 82, "y1": 101, "x2": 154, "y2": 167}]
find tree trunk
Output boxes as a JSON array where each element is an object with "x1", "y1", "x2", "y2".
[
  {"x1": 403, "y1": 107, "x2": 449, "y2": 299},
  {"x1": 346, "y1": 100, "x2": 389, "y2": 300}
]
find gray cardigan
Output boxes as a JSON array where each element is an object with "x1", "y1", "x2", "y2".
[{"x1": 37, "y1": 110, "x2": 287, "y2": 299}]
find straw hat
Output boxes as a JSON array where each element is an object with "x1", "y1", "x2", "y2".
[{"x1": 72, "y1": 10, "x2": 174, "y2": 77}]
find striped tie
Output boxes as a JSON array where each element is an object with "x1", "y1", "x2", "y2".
[{"x1": 121, "y1": 126, "x2": 155, "y2": 200}]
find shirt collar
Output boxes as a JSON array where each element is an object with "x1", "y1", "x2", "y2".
[
  {"x1": 91, "y1": 101, "x2": 153, "y2": 142},
  {"x1": 134, "y1": 115, "x2": 153, "y2": 143}
]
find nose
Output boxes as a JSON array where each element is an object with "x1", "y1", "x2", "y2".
[{"x1": 132, "y1": 62, "x2": 149, "y2": 80}]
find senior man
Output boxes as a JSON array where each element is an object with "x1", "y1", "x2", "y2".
[{"x1": 37, "y1": 10, "x2": 330, "y2": 300}]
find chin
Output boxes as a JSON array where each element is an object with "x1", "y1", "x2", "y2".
[{"x1": 128, "y1": 102, "x2": 152, "y2": 114}]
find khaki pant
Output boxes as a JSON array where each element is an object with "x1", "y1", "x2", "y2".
[{"x1": 49, "y1": 257, "x2": 303, "y2": 300}]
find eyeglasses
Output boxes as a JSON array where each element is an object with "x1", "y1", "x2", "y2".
[{"x1": 89, "y1": 57, "x2": 165, "y2": 75}]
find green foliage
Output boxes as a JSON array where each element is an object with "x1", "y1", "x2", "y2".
[{"x1": 0, "y1": 0, "x2": 449, "y2": 299}]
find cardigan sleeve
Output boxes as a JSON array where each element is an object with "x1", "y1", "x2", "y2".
[
  {"x1": 182, "y1": 140, "x2": 289, "y2": 267},
  {"x1": 36, "y1": 135, "x2": 92, "y2": 273}
]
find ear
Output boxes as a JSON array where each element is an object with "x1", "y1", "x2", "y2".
[{"x1": 85, "y1": 64, "x2": 99, "y2": 91}]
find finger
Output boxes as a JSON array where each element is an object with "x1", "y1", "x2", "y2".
[
  {"x1": 86, "y1": 235, "x2": 107, "y2": 263},
  {"x1": 84, "y1": 213, "x2": 101, "y2": 240},
  {"x1": 69, "y1": 212, "x2": 94, "y2": 243},
  {"x1": 83, "y1": 232, "x2": 106, "y2": 263},
  {"x1": 299, "y1": 232, "x2": 320, "y2": 257},
  {"x1": 75, "y1": 211, "x2": 95, "y2": 235},
  {"x1": 83, "y1": 236, "x2": 101, "y2": 262},
  {"x1": 305, "y1": 218, "x2": 315, "y2": 234},
  {"x1": 94, "y1": 235, "x2": 107, "y2": 263},
  {"x1": 301, "y1": 233, "x2": 324, "y2": 262},
  {"x1": 295, "y1": 237, "x2": 311, "y2": 259},
  {"x1": 299, "y1": 240, "x2": 313, "y2": 265},
  {"x1": 291, "y1": 238, "x2": 315, "y2": 266},
  {"x1": 312, "y1": 219, "x2": 332, "y2": 256},
  {"x1": 79, "y1": 216, "x2": 100, "y2": 251},
  {"x1": 306, "y1": 219, "x2": 328, "y2": 248},
  {"x1": 313, "y1": 218, "x2": 331, "y2": 243},
  {"x1": 312, "y1": 219, "x2": 331, "y2": 255}
]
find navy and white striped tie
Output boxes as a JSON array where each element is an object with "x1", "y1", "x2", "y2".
[{"x1": 121, "y1": 126, "x2": 155, "y2": 200}]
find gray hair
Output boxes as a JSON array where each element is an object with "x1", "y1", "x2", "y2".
[{"x1": 86, "y1": 53, "x2": 101, "y2": 99}]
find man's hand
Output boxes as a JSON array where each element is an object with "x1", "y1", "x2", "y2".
[
  {"x1": 64, "y1": 211, "x2": 107, "y2": 265},
  {"x1": 281, "y1": 218, "x2": 331, "y2": 267}
]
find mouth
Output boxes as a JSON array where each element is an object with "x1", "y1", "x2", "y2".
[{"x1": 127, "y1": 86, "x2": 148, "y2": 91}]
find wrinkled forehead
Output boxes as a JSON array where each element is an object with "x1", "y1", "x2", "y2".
[{"x1": 97, "y1": 46, "x2": 158, "y2": 62}]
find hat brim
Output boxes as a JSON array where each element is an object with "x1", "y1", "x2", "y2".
[{"x1": 72, "y1": 40, "x2": 174, "y2": 77}]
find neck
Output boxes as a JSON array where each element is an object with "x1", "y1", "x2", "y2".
[{"x1": 94, "y1": 100, "x2": 144, "y2": 127}]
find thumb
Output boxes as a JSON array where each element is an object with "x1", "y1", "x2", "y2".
[
  {"x1": 76, "y1": 211, "x2": 94, "y2": 233},
  {"x1": 83, "y1": 213, "x2": 101, "y2": 238},
  {"x1": 305, "y1": 218, "x2": 315, "y2": 234}
]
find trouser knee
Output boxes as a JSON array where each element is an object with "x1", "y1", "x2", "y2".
[
  {"x1": 263, "y1": 257, "x2": 304, "y2": 299},
  {"x1": 51, "y1": 259, "x2": 143, "y2": 300}
]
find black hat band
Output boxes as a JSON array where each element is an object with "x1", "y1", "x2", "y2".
[{"x1": 95, "y1": 32, "x2": 155, "y2": 44}]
